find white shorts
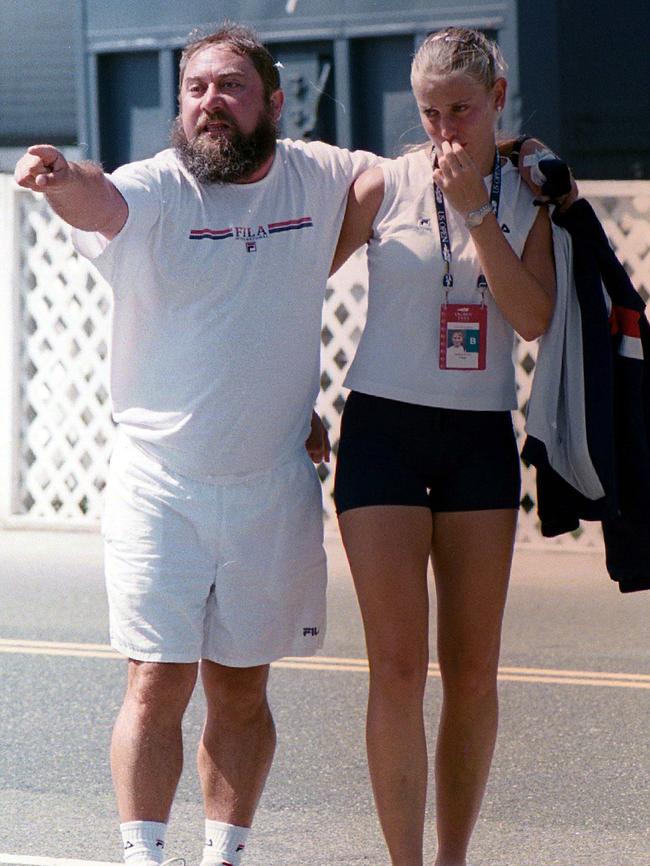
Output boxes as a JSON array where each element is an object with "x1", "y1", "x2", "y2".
[{"x1": 102, "y1": 434, "x2": 327, "y2": 666}]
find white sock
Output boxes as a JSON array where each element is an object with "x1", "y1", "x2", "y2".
[
  {"x1": 201, "y1": 820, "x2": 250, "y2": 866},
  {"x1": 120, "y1": 821, "x2": 167, "y2": 866}
]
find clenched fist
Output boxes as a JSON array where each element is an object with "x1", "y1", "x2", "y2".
[{"x1": 14, "y1": 144, "x2": 72, "y2": 192}]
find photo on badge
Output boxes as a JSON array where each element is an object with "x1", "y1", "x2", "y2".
[{"x1": 445, "y1": 323, "x2": 478, "y2": 368}]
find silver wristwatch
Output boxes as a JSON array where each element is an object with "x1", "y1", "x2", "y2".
[{"x1": 465, "y1": 201, "x2": 493, "y2": 228}]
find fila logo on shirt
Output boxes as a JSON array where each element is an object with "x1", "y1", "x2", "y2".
[{"x1": 189, "y1": 216, "x2": 314, "y2": 253}]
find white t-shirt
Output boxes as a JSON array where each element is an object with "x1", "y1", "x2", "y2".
[
  {"x1": 344, "y1": 148, "x2": 539, "y2": 410},
  {"x1": 74, "y1": 140, "x2": 376, "y2": 478}
]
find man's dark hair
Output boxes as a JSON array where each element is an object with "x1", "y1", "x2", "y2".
[{"x1": 179, "y1": 22, "x2": 281, "y2": 103}]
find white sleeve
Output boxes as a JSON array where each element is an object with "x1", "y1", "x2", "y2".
[
  {"x1": 289, "y1": 138, "x2": 381, "y2": 185},
  {"x1": 348, "y1": 147, "x2": 382, "y2": 180},
  {"x1": 72, "y1": 159, "x2": 163, "y2": 270}
]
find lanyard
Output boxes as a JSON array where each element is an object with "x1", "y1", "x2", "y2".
[{"x1": 433, "y1": 149, "x2": 501, "y2": 298}]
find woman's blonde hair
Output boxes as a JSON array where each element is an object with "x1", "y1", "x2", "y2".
[{"x1": 411, "y1": 26, "x2": 507, "y2": 91}]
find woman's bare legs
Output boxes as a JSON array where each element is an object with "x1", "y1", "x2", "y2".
[
  {"x1": 341, "y1": 504, "x2": 516, "y2": 866},
  {"x1": 431, "y1": 509, "x2": 517, "y2": 866},
  {"x1": 339, "y1": 505, "x2": 433, "y2": 866}
]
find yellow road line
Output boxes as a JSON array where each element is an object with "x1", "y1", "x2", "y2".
[
  {"x1": 0, "y1": 638, "x2": 113, "y2": 651},
  {"x1": 495, "y1": 673, "x2": 650, "y2": 689},
  {"x1": 283, "y1": 654, "x2": 650, "y2": 681},
  {"x1": 0, "y1": 638, "x2": 119, "y2": 660},
  {"x1": 275, "y1": 658, "x2": 650, "y2": 688},
  {"x1": 0, "y1": 646, "x2": 121, "y2": 659},
  {"x1": 1, "y1": 638, "x2": 649, "y2": 689}
]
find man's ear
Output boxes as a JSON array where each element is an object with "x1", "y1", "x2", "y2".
[{"x1": 270, "y1": 89, "x2": 285, "y2": 123}]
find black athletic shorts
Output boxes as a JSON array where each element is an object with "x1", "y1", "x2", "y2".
[{"x1": 334, "y1": 391, "x2": 521, "y2": 515}]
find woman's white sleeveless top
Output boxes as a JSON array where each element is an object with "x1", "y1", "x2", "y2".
[{"x1": 344, "y1": 148, "x2": 540, "y2": 410}]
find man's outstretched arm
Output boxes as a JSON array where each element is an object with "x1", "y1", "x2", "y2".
[{"x1": 14, "y1": 144, "x2": 128, "y2": 240}]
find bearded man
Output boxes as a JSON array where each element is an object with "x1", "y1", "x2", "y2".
[{"x1": 14, "y1": 21, "x2": 377, "y2": 866}]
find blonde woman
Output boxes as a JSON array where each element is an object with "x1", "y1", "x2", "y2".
[{"x1": 331, "y1": 28, "x2": 556, "y2": 866}]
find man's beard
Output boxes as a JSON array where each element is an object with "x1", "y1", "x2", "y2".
[{"x1": 171, "y1": 107, "x2": 278, "y2": 184}]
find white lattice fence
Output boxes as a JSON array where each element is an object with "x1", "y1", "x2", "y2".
[
  {"x1": 18, "y1": 195, "x2": 113, "y2": 521},
  {"x1": 0, "y1": 179, "x2": 114, "y2": 527},
  {"x1": 1, "y1": 177, "x2": 649, "y2": 539}
]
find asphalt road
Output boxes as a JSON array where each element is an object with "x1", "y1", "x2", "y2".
[{"x1": 0, "y1": 528, "x2": 649, "y2": 866}]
